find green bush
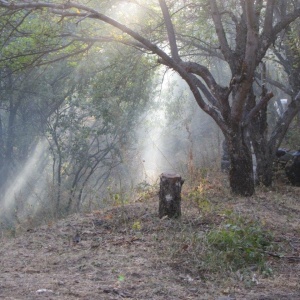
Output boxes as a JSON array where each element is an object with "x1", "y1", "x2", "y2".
[{"x1": 206, "y1": 217, "x2": 272, "y2": 271}]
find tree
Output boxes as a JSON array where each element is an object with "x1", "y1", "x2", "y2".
[
  {"x1": 248, "y1": 2, "x2": 300, "y2": 186},
  {"x1": 0, "y1": 3, "x2": 156, "y2": 215},
  {"x1": 1, "y1": 0, "x2": 300, "y2": 196},
  {"x1": 0, "y1": 6, "x2": 88, "y2": 195},
  {"x1": 0, "y1": 62, "x2": 76, "y2": 193},
  {"x1": 46, "y1": 47, "x2": 154, "y2": 212}
]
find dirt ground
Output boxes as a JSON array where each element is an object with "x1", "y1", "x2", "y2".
[{"x1": 0, "y1": 183, "x2": 299, "y2": 300}]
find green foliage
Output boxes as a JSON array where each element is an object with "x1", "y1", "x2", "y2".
[
  {"x1": 187, "y1": 186, "x2": 212, "y2": 213},
  {"x1": 132, "y1": 220, "x2": 142, "y2": 231},
  {"x1": 105, "y1": 185, "x2": 129, "y2": 207},
  {"x1": 167, "y1": 214, "x2": 275, "y2": 281},
  {"x1": 135, "y1": 180, "x2": 158, "y2": 201},
  {"x1": 0, "y1": 9, "x2": 90, "y2": 71},
  {"x1": 90, "y1": 46, "x2": 155, "y2": 130},
  {"x1": 206, "y1": 216, "x2": 273, "y2": 271},
  {"x1": 45, "y1": 45, "x2": 156, "y2": 211},
  {"x1": 117, "y1": 274, "x2": 125, "y2": 282},
  {"x1": 135, "y1": 180, "x2": 153, "y2": 192},
  {"x1": 186, "y1": 169, "x2": 213, "y2": 212}
]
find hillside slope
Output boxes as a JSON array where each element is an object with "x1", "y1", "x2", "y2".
[{"x1": 0, "y1": 184, "x2": 299, "y2": 300}]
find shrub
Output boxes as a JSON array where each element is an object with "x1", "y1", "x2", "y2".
[{"x1": 206, "y1": 216, "x2": 273, "y2": 271}]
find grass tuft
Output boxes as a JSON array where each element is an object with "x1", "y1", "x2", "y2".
[{"x1": 206, "y1": 215, "x2": 273, "y2": 272}]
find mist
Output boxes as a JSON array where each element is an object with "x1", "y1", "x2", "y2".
[
  {"x1": 1, "y1": 54, "x2": 290, "y2": 230},
  {"x1": 0, "y1": 0, "x2": 226, "y2": 231},
  {"x1": 0, "y1": 60, "x2": 224, "y2": 231},
  {"x1": 1, "y1": 139, "x2": 50, "y2": 228}
]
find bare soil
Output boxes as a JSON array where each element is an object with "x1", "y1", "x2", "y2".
[{"x1": 0, "y1": 183, "x2": 299, "y2": 300}]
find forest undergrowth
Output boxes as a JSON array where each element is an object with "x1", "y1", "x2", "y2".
[{"x1": 0, "y1": 170, "x2": 299, "y2": 300}]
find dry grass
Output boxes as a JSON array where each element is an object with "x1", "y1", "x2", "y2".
[{"x1": 0, "y1": 171, "x2": 299, "y2": 300}]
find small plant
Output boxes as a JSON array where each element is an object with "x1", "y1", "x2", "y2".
[
  {"x1": 135, "y1": 180, "x2": 152, "y2": 193},
  {"x1": 132, "y1": 220, "x2": 142, "y2": 231},
  {"x1": 167, "y1": 211, "x2": 276, "y2": 282},
  {"x1": 105, "y1": 185, "x2": 129, "y2": 207},
  {"x1": 117, "y1": 274, "x2": 125, "y2": 282},
  {"x1": 135, "y1": 180, "x2": 158, "y2": 202},
  {"x1": 187, "y1": 180, "x2": 212, "y2": 213},
  {"x1": 206, "y1": 216, "x2": 273, "y2": 271}
]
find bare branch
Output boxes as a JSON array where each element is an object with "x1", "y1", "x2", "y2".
[
  {"x1": 268, "y1": 91, "x2": 300, "y2": 149},
  {"x1": 244, "y1": 91, "x2": 274, "y2": 126},
  {"x1": 209, "y1": 0, "x2": 233, "y2": 64},
  {"x1": 0, "y1": 40, "x2": 77, "y2": 62},
  {"x1": 262, "y1": 0, "x2": 275, "y2": 37},
  {"x1": 0, "y1": 1, "x2": 173, "y2": 65},
  {"x1": 177, "y1": 34, "x2": 224, "y2": 60},
  {"x1": 255, "y1": 72, "x2": 292, "y2": 95},
  {"x1": 244, "y1": 0, "x2": 259, "y2": 75},
  {"x1": 0, "y1": 10, "x2": 32, "y2": 49},
  {"x1": 158, "y1": 0, "x2": 180, "y2": 62},
  {"x1": 254, "y1": 0, "x2": 264, "y2": 23},
  {"x1": 186, "y1": 74, "x2": 229, "y2": 134},
  {"x1": 258, "y1": 6, "x2": 300, "y2": 63},
  {"x1": 180, "y1": 61, "x2": 227, "y2": 97}
]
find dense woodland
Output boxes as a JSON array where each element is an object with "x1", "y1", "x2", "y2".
[{"x1": 0, "y1": 0, "x2": 300, "y2": 224}]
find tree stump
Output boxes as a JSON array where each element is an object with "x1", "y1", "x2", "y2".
[{"x1": 159, "y1": 173, "x2": 184, "y2": 219}]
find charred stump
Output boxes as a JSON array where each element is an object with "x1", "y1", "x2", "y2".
[{"x1": 159, "y1": 173, "x2": 184, "y2": 219}]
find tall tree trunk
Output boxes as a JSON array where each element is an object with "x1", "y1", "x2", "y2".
[
  {"x1": 227, "y1": 129, "x2": 254, "y2": 196},
  {"x1": 253, "y1": 144, "x2": 274, "y2": 186},
  {"x1": 250, "y1": 102, "x2": 273, "y2": 186},
  {"x1": 248, "y1": 63, "x2": 274, "y2": 186}
]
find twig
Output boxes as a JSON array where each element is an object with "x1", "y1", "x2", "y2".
[{"x1": 264, "y1": 251, "x2": 300, "y2": 262}]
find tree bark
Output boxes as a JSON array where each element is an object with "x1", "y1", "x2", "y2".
[
  {"x1": 159, "y1": 173, "x2": 184, "y2": 219},
  {"x1": 227, "y1": 131, "x2": 255, "y2": 196},
  {"x1": 286, "y1": 152, "x2": 300, "y2": 186},
  {"x1": 255, "y1": 149, "x2": 274, "y2": 186},
  {"x1": 221, "y1": 139, "x2": 230, "y2": 172}
]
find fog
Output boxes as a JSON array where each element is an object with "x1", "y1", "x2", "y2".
[
  {"x1": 0, "y1": 58, "x2": 290, "y2": 232},
  {"x1": 1, "y1": 140, "x2": 50, "y2": 227},
  {"x1": 0, "y1": 61, "x2": 223, "y2": 230},
  {"x1": 0, "y1": 0, "x2": 224, "y2": 231},
  {"x1": 111, "y1": 68, "x2": 222, "y2": 190}
]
